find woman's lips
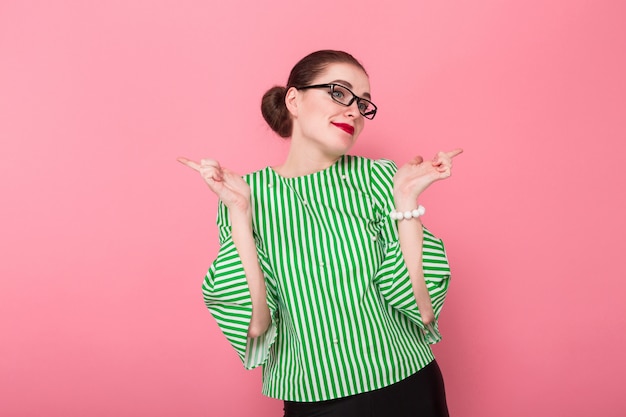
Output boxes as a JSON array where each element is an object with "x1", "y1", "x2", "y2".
[{"x1": 331, "y1": 122, "x2": 355, "y2": 135}]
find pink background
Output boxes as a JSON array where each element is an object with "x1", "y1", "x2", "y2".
[{"x1": 1, "y1": 1, "x2": 625, "y2": 416}]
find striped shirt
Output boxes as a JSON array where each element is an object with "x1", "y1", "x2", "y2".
[{"x1": 202, "y1": 155, "x2": 451, "y2": 402}]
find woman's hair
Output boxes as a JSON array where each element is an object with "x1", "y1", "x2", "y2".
[{"x1": 261, "y1": 50, "x2": 367, "y2": 138}]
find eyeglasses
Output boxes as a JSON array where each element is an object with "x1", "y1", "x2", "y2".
[{"x1": 295, "y1": 83, "x2": 378, "y2": 120}]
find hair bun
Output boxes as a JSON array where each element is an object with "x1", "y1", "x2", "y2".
[{"x1": 261, "y1": 86, "x2": 292, "y2": 138}]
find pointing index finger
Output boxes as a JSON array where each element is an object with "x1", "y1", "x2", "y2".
[
  {"x1": 177, "y1": 157, "x2": 201, "y2": 172},
  {"x1": 446, "y1": 148, "x2": 464, "y2": 159}
]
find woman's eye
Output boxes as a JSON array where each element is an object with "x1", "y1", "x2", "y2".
[
  {"x1": 332, "y1": 90, "x2": 345, "y2": 99},
  {"x1": 358, "y1": 102, "x2": 368, "y2": 112}
]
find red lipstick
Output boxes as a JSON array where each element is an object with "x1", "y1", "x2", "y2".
[{"x1": 331, "y1": 122, "x2": 355, "y2": 135}]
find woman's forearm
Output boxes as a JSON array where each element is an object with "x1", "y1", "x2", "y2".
[
  {"x1": 229, "y1": 210, "x2": 272, "y2": 338},
  {"x1": 394, "y1": 201, "x2": 435, "y2": 326}
]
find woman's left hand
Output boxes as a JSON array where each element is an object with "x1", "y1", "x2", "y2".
[{"x1": 393, "y1": 149, "x2": 463, "y2": 204}]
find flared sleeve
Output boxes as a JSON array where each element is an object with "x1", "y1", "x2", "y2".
[
  {"x1": 202, "y1": 201, "x2": 279, "y2": 369},
  {"x1": 370, "y1": 159, "x2": 452, "y2": 343}
]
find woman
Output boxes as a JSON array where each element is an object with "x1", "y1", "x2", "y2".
[{"x1": 179, "y1": 50, "x2": 462, "y2": 416}]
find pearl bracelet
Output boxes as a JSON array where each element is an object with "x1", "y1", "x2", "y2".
[{"x1": 390, "y1": 205, "x2": 426, "y2": 220}]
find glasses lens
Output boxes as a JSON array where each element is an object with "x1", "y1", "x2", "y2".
[
  {"x1": 329, "y1": 84, "x2": 377, "y2": 119},
  {"x1": 329, "y1": 85, "x2": 352, "y2": 105},
  {"x1": 357, "y1": 99, "x2": 376, "y2": 119}
]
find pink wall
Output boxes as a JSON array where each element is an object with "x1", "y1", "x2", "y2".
[{"x1": 2, "y1": 1, "x2": 625, "y2": 416}]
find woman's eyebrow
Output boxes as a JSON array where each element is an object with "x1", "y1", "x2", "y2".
[{"x1": 329, "y1": 79, "x2": 372, "y2": 99}]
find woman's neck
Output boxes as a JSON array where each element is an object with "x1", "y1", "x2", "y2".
[{"x1": 273, "y1": 139, "x2": 342, "y2": 178}]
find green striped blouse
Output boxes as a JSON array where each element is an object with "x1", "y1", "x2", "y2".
[{"x1": 202, "y1": 155, "x2": 451, "y2": 402}]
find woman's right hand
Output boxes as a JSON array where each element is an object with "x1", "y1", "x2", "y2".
[
  {"x1": 180, "y1": 157, "x2": 269, "y2": 336},
  {"x1": 177, "y1": 157, "x2": 251, "y2": 214}
]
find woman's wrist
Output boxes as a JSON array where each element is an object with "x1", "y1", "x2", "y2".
[
  {"x1": 393, "y1": 185, "x2": 421, "y2": 207},
  {"x1": 229, "y1": 207, "x2": 253, "y2": 227},
  {"x1": 393, "y1": 177, "x2": 430, "y2": 205},
  {"x1": 392, "y1": 193, "x2": 419, "y2": 210}
]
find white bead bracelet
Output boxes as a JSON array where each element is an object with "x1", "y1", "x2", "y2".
[{"x1": 390, "y1": 205, "x2": 425, "y2": 220}]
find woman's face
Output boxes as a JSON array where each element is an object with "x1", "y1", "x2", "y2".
[{"x1": 288, "y1": 62, "x2": 372, "y2": 159}]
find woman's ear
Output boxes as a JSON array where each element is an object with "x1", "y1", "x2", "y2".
[{"x1": 285, "y1": 87, "x2": 299, "y2": 117}]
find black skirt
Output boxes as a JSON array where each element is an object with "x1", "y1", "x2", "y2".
[{"x1": 283, "y1": 360, "x2": 449, "y2": 417}]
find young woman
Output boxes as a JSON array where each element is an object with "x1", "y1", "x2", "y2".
[{"x1": 179, "y1": 50, "x2": 462, "y2": 417}]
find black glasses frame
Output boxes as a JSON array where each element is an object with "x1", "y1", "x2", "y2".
[{"x1": 295, "y1": 83, "x2": 377, "y2": 120}]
